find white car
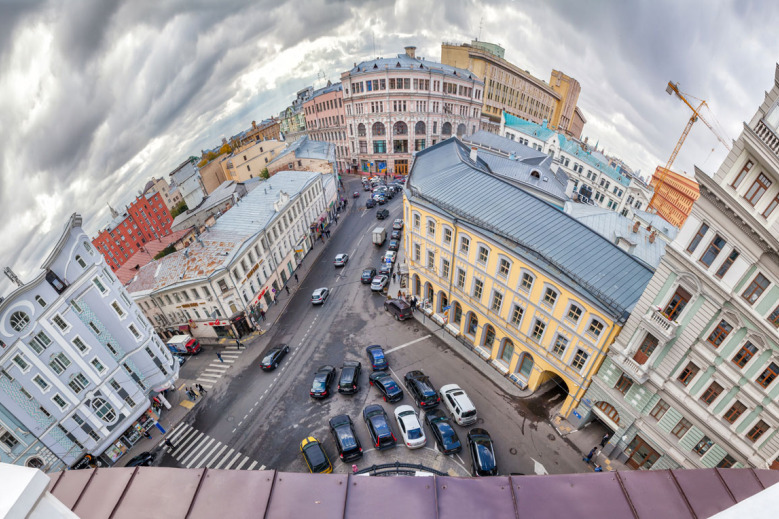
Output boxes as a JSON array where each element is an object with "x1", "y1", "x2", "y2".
[
  {"x1": 384, "y1": 251, "x2": 397, "y2": 263},
  {"x1": 371, "y1": 275, "x2": 389, "y2": 292},
  {"x1": 394, "y1": 405, "x2": 426, "y2": 449},
  {"x1": 440, "y1": 384, "x2": 478, "y2": 426},
  {"x1": 392, "y1": 219, "x2": 404, "y2": 230},
  {"x1": 311, "y1": 287, "x2": 329, "y2": 305},
  {"x1": 334, "y1": 253, "x2": 349, "y2": 267}
]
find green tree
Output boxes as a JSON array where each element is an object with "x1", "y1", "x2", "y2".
[
  {"x1": 153, "y1": 244, "x2": 177, "y2": 260},
  {"x1": 170, "y1": 201, "x2": 188, "y2": 218},
  {"x1": 260, "y1": 167, "x2": 270, "y2": 180}
]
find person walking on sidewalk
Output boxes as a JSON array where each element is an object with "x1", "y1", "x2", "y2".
[
  {"x1": 599, "y1": 433, "x2": 610, "y2": 447},
  {"x1": 142, "y1": 430, "x2": 152, "y2": 440},
  {"x1": 294, "y1": 273, "x2": 299, "y2": 282},
  {"x1": 583, "y1": 447, "x2": 597, "y2": 464},
  {"x1": 163, "y1": 438, "x2": 176, "y2": 450},
  {"x1": 216, "y1": 352, "x2": 224, "y2": 363},
  {"x1": 260, "y1": 309, "x2": 266, "y2": 321},
  {"x1": 285, "y1": 286, "x2": 290, "y2": 295},
  {"x1": 196, "y1": 383, "x2": 207, "y2": 395},
  {"x1": 392, "y1": 272, "x2": 396, "y2": 282}
]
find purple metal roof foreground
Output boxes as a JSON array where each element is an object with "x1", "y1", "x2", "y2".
[{"x1": 46, "y1": 468, "x2": 779, "y2": 519}]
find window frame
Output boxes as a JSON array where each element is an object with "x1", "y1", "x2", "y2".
[
  {"x1": 686, "y1": 223, "x2": 709, "y2": 254},
  {"x1": 671, "y1": 417, "x2": 692, "y2": 439},
  {"x1": 742, "y1": 273, "x2": 770, "y2": 305},
  {"x1": 744, "y1": 173, "x2": 772, "y2": 206},
  {"x1": 699, "y1": 234, "x2": 727, "y2": 268},
  {"x1": 677, "y1": 362, "x2": 700, "y2": 386},
  {"x1": 746, "y1": 420, "x2": 769, "y2": 443},
  {"x1": 707, "y1": 320, "x2": 733, "y2": 348},
  {"x1": 731, "y1": 341, "x2": 758, "y2": 368},
  {"x1": 531, "y1": 319, "x2": 546, "y2": 342},
  {"x1": 519, "y1": 271, "x2": 534, "y2": 293},
  {"x1": 700, "y1": 381, "x2": 724, "y2": 406},
  {"x1": 715, "y1": 249, "x2": 740, "y2": 278},
  {"x1": 571, "y1": 348, "x2": 589, "y2": 372},
  {"x1": 756, "y1": 362, "x2": 779, "y2": 389},
  {"x1": 649, "y1": 399, "x2": 670, "y2": 420},
  {"x1": 723, "y1": 401, "x2": 747, "y2": 424}
]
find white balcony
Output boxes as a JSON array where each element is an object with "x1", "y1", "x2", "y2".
[
  {"x1": 643, "y1": 308, "x2": 680, "y2": 342},
  {"x1": 609, "y1": 344, "x2": 651, "y2": 384}
]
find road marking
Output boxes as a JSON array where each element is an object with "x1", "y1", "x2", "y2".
[
  {"x1": 199, "y1": 384, "x2": 214, "y2": 389},
  {"x1": 243, "y1": 414, "x2": 249, "y2": 420},
  {"x1": 166, "y1": 423, "x2": 190, "y2": 443},
  {"x1": 170, "y1": 427, "x2": 199, "y2": 452},
  {"x1": 205, "y1": 444, "x2": 229, "y2": 468},
  {"x1": 232, "y1": 428, "x2": 237, "y2": 433},
  {"x1": 235, "y1": 456, "x2": 249, "y2": 470},
  {"x1": 385, "y1": 335, "x2": 432, "y2": 354},
  {"x1": 255, "y1": 401, "x2": 260, "y2": 405},
  {"x1": 456, "y1": 453, "x2": 465, "y2": 465},
  {"x1": 183, "y1": 437, "x2": 215, "y2": 468},
  {"x1": 248, "y1": 460, "x2": 258, "y2": 470},
  {"x1": 174, "y1": 431, "x2": 205, "y2": 462},
  {"x1": 531, "y1": 457, "x2": 549, "y2": 475},
  {"x1": 223, "y1": 452, "x2": 243, "y2": 470},
  {"x1": 213, "y1": 448, "x2": 235, "y2": 469},
  {"x1": 194, "y1": 441, "x2": 223, "y2": 468},
  {"x1": 203, "y1": 368, "x2": 227, "y2": 374},
  {"x1": 259, "y1": 465, "x2": 266, "y2": 471},
  {"x1": 238, "y1": 421, "x2": 243, "y2": 426}
]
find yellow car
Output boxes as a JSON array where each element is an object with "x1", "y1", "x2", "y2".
[{"x1": 300, "y1": 436, "x2": 333, "y2": 474}]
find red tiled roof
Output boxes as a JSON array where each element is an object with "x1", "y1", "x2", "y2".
[
  {"x1": 46, "y1": 467, "x2": 779, "y2": 519},
  {"x1": 115, "y1": 229, "x2": 192, "y2": 285}
]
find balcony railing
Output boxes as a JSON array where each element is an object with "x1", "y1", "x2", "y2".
[
  {"x1": 643, "y1": 308, "x2": 680, "y2": 342},
  {"x1": 755, "y1": 119, "x2": 779, "y2": 157}
]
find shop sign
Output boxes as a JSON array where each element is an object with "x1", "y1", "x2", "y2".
[
  {"x1": 72, "y1": 454, "x2": 97, "y2": 470},
  {"x1": 104, "y1": 440, "x2": 128, "y2": 463}
]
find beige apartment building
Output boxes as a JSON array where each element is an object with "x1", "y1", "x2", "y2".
[
  {"x1": 303, "y1": 82, "x2": 349, "y2": 174},
  {"x1": 218, "y1": 139, "x2": 286, "y2": 183},
  {"x1": 441, "y1": 40, "x2": 585, "y2": 138}
]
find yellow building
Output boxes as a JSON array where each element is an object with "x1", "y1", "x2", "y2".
[
  {"x1": 219, "y1": 139, "x2": 287, "y2": 183},
  {"x1": 403, "y1": 139, "x2": 654, "y2": 417},
  {"x1": 441, "y1": 40, "x2": 585, "y2": 138}
]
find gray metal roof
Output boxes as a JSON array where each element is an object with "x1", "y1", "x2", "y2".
[
  {"x1": 269, "y1": 136, "x2": 336, "y2": 166},
  {"x1": 407, "y1": 139, "x2": 654, "y2": 317},
  {"x1": 347, "y1": 53, "x2": 483, "y2": 84}
]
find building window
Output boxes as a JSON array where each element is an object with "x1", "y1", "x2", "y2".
[
  {"x1": 510, "y1": 305, "x2": 523, "y2": 327},
  {"x1": 497, "y1": 259, "x2": 510, "y2": 278},
  {"x1": 756, "y1": 362, "x2": 779, "y2": 389},
  {"x1": 762, "y1": 194, "x2": 779, "y2": 218},
  {"x1": 441, "y1": 259, "x2": 450, "y2": 279},
  {"x1": 490, "y1": 292, "x2": 503, "y2": 312},
  {"x1": 92, "y1": 277, "x2": 107, "y2": 293},
  {"x1": 443, "y1": 228, "x2": 452, "y2": 244},
  {"x1": 49, "y1": 353, "x2": 71, "y2": 375},
  {"x1": 742, "y1": 273, "x2": 770, "y2": 305},
  {"x1": 426, "y1": 251, "x2": 435, "y2": 270},
  {"x1": 473, "y1": 279, "x2": 484, "y2": 300},
  {"x1": 615, "y1": 374, "x2": 633, "y2": 395},
  {"x1": 671, "y1": 417, "x2": 692, "y2": 439},
  {"x1": 747, "y1": 420, "x2": 769, "y2": 443},
  {"x1": 699, "y1": 235, "x2": 726, "y2": 267},
  {"x1": 10, "y1": 311, "x2": 30, "y2": 332},
  {"x1": 571, "y1": 349, "x2": 589, "y2": 371},
  {"x1": 649, "y1": 399, "x2": 670, "y2": 420},
  {"x1": 52, "y1": 394, "x2": 68, "y2": 410},
  {"x1": 700, "y1": 381, "x2": 724, "y2": 405},
  {"x1": 13, "y1": 354, "x2": 30, "y2": 371},
  {"x1": 30, "y1": 332, "x2": 52, "y2": 355},
  {"x1": 731, "y1": 160, "x2": 753, "y2": 188},
  {"x1": 413, "y1": 214, "x2": 421, "y2": 229},
  {"x1": 678, "y1": 362, "x2": 699, "y2": 386},
  {"x1": 723, "y1": 401, "x2": 747, "y2": 424},
  {"x1": 731, "y1": 342, "x2": 758, "y2": 368},
  {"x1": 427, "y1": 220, "x2": 436, "y2": 237},
  {"x1": 477, "y1": 246, "x2": 489, "y2": 264},
  {"x1": 467, "y1": 314, "x2": 478, "y2": 335},
  {"x1": 633, "y1": 333, "x2": 659, "y2": 365},
  {"x1": 456, "y1": 269, "x2": 466, "y2": 289},
  {"x1": 768, "y1": 305, "x2": 779, "y2": 328},
  {"x1": 75, "y1": 255, "x2": 87, "y2": 268},
  {"x1": 0, "y1": 431, "x2": 19, "y2": 450},
  {"x1": 707, "y1": 320, "x2": 733, "y2": 347},
  {"x1": 566, "y1": 304, "x2": 583, "y2": 323},
  {"x1": 128, "y1": 324, "x2": 140, "y2": 339},
  {"x1": 717, "y1": 455, "x2": 737, "y2": 468},
  {"x1": 111, "y1": 301, "x2": 125, "y2": 317},
  {"x1": 531, "y1": 320, "x2": 545, "y2": 341},
  {"x1": 91, "y1": 397, "x2": 116, "y2": 423},
  {"x1": 91, "y1": 357, "x2": 105, "y2": 373},
  {"x1": 32, "y1": 375, "x2": 50, "y2": 392},
  {"x1": 35, "y1": 295, "x2": 46, "y2": 308},
  {"x1": 520, "y1": 273, "x2": 534, "y2": 292},
  {"x1": 744, "y1": 173, "x2": 772, "y2": 205},
  {"x1": 715, "y1": 250, "x2": 740, "y2": 278},
  {"x1": 89, "y1": 322, "x2": 101, "y2": 335},
  {"x1": 52, "y1": 314, "x2": 69, "y2": 331},
  {"x1": 459, "y1": 236, "x2": 470, "y2": 254},
  {"x1": 686, "y1": 223, "x2": 709, "y2": 253},
  {"x1": 413, "y1": 243, "x2": 421, "y2": 262},
  {"x1": 542, "y1": 288, "x2": 558, "y2": 308},
  {"x1": 663, "y1": 287, "x2": 691, "y2": 321},
  {"x1": 692, "y1": 436, "x2": 713, "y2": 456},
  {"x1": 551, "y1": 335, "x2": 567, "y2": 358},
  {"x1": 588, "y1": 319, "x2": 605, "y2": 338}
]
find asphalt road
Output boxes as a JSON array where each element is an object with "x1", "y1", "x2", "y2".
[{"x1": 159, "y1": 177, "x2": 584, "y2": 476}]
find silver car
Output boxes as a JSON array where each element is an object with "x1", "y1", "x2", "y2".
[
  {"x1": 334, "y1": 253, "x2": 349, "y2": 267},
  {"x1": 371, "y1": 275, "x2": 389, "y2": 292},
  {"x1": 311, "y1": 287, "x2": 329, "y2": 305}
]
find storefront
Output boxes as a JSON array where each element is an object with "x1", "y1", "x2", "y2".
[{"x1": 230, "y1": 313, "x2": 252, "y2": 338}]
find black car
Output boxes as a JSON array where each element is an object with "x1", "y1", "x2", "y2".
[
  {"x1": 376, "y1": 209, "x2": 390, "y2": 219},
  {"x1": 366, "y1": 345, "x2": 388, "y2": 371},
  {"x1": 125, "y1": 452, "x2": 154, "y2": 467},
  {"x1": 338, "y1": 361, "x2": 361, "y2": 394},
  {"x1": 404, "y1": 370, "x2": 440, "y2": 408},
  {"x1": 388, "y1": 240, "x2": 399, "y2": 251},
  {"x1": 366, "y1": 199, "x2": 376, "y2": 209},
  {"x1": 425, "y1": 409, "x2": 462, "y2": 454},
  {"x1": 363, "y1": 404, "x2": 396, "y2": 450},
  {"x1": 361, "y1": 267, "x2": 377, "y2": 284},
  {"x1": 390, "y1": 229, "x2": 402, "y2": 240},
  {"x1": 261, "y1": 344, "x2": 290, "y2": 371},
  {"x1": 369, "y1": 371, "x2": 404, "y2": 403},
  {"x1": 310, "y1": 365, "x2": 336, "y2": 399},
  {"x1": 467, "y1": 428, "x2": 498, "y2": 476},
  {"x1": 329, "y1": 415, "x2": 363, "y2": 462},
  {"x1": 384, "y1": 299, "x2": 412, "y2": 321},
  {"x1": 378, "y1": 263, "x2": 392, "y2": 276}
]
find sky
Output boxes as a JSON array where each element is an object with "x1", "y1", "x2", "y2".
[{"x1": 1, "y1": 0, "x2": 778, "y2": 297}]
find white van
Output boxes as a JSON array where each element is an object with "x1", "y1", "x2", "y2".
[{"x1": 440, "y1": 384, "x2": 477, "y2": 426}]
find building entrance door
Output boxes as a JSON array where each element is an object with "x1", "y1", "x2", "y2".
[
  {"x1": 625, "y1": 435, "x2": 660, "y2": 470},
  {"x1": 395, "y1": 160, "x2": 408, "y2": 176}
]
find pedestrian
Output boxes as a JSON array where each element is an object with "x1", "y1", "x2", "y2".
[
  {"x1": 142, "y1": 430, "x2": 152, "y2": 440},
  {"x1": 392, "y1": 272, "x2": 396, "y2": 282},
  {"x1": 352, "y1": 464, "x2": 358, "y2": 474},
  {"x1": 235, "y1": 339, "x2": 243, "y2": 349},
  {"x1": 600, "y1": 433, "x2": 610, "y2": 447},
  {"x1": 260, "y1": 310, "x2": 266, "y2": 321},
  {"x1": 294, "y1": 273, "x2": 299, "y2": 282},
  {"x1": 285, "y1": 286, "x2": 290, "y2": 295},
  {"x1": 163, "y1": 438, "x2": 176, "y2": 450},
  {"x1": 583, "y1": 447, "x2": 597, "y2": 464},
  {"x1": 216, "y1": 352, "x2": 224, "y2": 363},
  {"x1": 594, "y1": 464, "x2": 603, "y2": 473},
  {"x1": 196, "y1": 383, "x2": 207, "y2": 395}
]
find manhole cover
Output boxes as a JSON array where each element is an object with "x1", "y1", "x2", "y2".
[
  {"x1": 509, "y1": 447, "x2": 517, "y2": 455},
  {"x1": 547, "y1": 434, "x2": 556, "y2": 441},
  {"x1": 413, "y1": 328, "x2": 419, "y2": 333},
  {"x1": 227, "y1": 416, "x2": 235, "y2": 423}
]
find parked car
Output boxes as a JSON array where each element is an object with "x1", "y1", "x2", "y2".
[
  {"x1": 300, "y1": 436, "x2": 333, "y2": 474},
  {"x1": 390, "y1": 229, "x2": 402, "y2": 240},
  {"x1": 363, "y1": 404, "x2": 397, "y2": 450},
  {"x1": 311, "y1": 287, "x2": 329, "y2": 305},
  {"x1": 310, "y1": 365, "x2": 336, "y2": 398},
  {"x1": 467, "y1": 429, "x2": 498, "y2": 476},
  {"x1": 261, "y1": 344, "x2": 290, "y2": 371},
  {"x1": 384, "y1": 299, "x2": 412, "y2": 321},
  {"x1": 353, "y1": 191, "x2": 360, "y2": 198},
  {"x1": 366, "y1": 345, "x2": 388, "y2": 371},
  {"x1": 371, "y1": 275, "x2": 389, "y2": 291},
  {"x1": 369, "y1": 371, "x2": 404, "y2": 403},
  {"x1": 383, "y1": 251, "x2": 396, "y2": 263},
  {"x1": 440, "y1": 384, "x2": 478, "y2": 426},
  {"x1": 376, "y1": 209, "x2": 389, "y2": 219},
  {"x1": 329, "y1": 415, "x2": 363, "y2": 462},
  {"x1": 425, "y1": 409, "x2": 462, "y2": 454},
  {"x1": 404, "y1": 370, "x2": 440, "y2": 409},
  {"x1": 378, "y1": 263, "x2": 392, "y2": 276},
  {"x1": 392, "y1": 219, "x2": 404, "y2": 230},
  {"x1": 366, "y1": 199, "x2": 376, "y2": 209},
  {"x1": 173, "y1": 354, "x2": 187, "y2": 367},
  {"x1": 388, "y1": 239, "x2": 399, "y2": 251},
  {"x1": 376, "y1": 195, "x2": 387, "y2": 205},
  {"x1": 338, "y1": 361, "x2": 361, "y2": 394},
  {"x1": 125, "y1": 452, "x2": 154, "y2": 467},
  {"x1": 361, "y1": 268, "x2": 377, "y2": 284},
  {"x1": 394, "y1": 405, "x2": 426, "y2": 449},
  {"x1": 334, "y1": 253, "x2": 349, "y2": 267}
]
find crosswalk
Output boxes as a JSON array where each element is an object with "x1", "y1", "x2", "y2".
[
  {"x1": 161, "y1": 422, "x2": 265, "y2": 470},
  {"x1": 194, "y1": 346, "x2": 243, "y2": 389}
]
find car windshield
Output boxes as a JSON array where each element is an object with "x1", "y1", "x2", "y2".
[
  {"x1": 262, "y1": 355, "x2": 274, "y2": 364},
  {"x1": 476, "y1": 443, "x2": 495, "y2": 468},
  {"x1": 374, "y1": 418, "x2": 390, "y2": 435},
  {"x1": 372, "y1": 350, "x2": 385, "y2": 361},
  {"x1": 407, "y1": 428, "x2": 423, "y2": 440},
  {"x1": 305, "y1": 444, "x2": 326, "y2": 466},
  {"x1": 340, "y1": 368, "x2": 354, "y2": 381},
  {"x1": 336, "y1": 427, "x2": 357, "y2": 449},
  {"x1": 420, "y1": 383, "x2": 436, "y2": 397},
  {"x1": 385, "y1": 380, "x2": 398, "y2": 392},
  {"x1": 312, "y1": 376, "x2": 326, "y2": 390}
]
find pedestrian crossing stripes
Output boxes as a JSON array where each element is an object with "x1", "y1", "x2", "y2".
[
  {"x1": 193, "y1": 349, "x2": 245, "y2": 389},
  {"x1": 161, "y1": 423, "x2": 264, "y2": 471}
]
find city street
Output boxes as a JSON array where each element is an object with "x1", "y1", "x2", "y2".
[{"x1": 156, "y1": 177, "x2": 587, "y2": 476}]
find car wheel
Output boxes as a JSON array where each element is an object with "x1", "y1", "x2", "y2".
[
  {"x1": 285, "y1": 346, "x2": 290, "y2": 353},
  {"x1": 273, "y1": 362, "x2": 278, "y2": 369},
  {"x1": 384, "y1": 305, "x2": 389, "y2": 312},
  {"x1": 394, "y1": 314, "x2": 399, "y2": 321}
]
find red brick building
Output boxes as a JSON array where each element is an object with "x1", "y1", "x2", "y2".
[{"x1": 92, "y1": 192, "x2": 173, "y2": 271}]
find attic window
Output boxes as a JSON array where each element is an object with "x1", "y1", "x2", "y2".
[
  {"x1": 419, "y1": 64, "x2": 424, "y2": 69},
  {"x1": 530, "y1": 171, "x2": 541, "y2": 179},
  {"x1": 373, "y1": 64, "x2": 378, "y2": 69},
  {"x1": 396, "y1": 62, "x2": 401, "y2": 68}
]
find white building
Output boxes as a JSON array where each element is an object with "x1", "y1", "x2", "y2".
[
  {"x1": 0, "y1": 214, "x2": 177, "y2": 471},
  {"x1": 169, "y1": 159, "x2": 206, "y2": 210},
  {"x1": 128, "y1": 171, "x2": 337, "y2": 341}
]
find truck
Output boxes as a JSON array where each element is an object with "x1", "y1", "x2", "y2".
[
  {"x1": 372, "y1": 226, "x2": 386, "y2": 246},
  {"x1": 166, "y1": 334, "x2": 202, "y2": 355}
]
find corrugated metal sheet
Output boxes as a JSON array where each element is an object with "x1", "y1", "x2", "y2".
[
  {"x1": 408, "y1": 139, "x2": 654, "y2": 316},
  {"x1": 45, "y1": 468, "x2": 777, "y2": 518}
]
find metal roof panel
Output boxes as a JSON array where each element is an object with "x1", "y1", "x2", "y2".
[
  {"x1": 345, "y1": 474, "x2": 436, "y2": 518},
  {"x1": 187, "y1": 469, "x2": 274, "y2": 519}
]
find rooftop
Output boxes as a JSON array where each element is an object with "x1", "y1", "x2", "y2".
[
  {"x1": 308, "y1": 81, "x2": 343, "y2": 100},
  {"x1": 114, "y1": 228, "x2": 192, "y2": 285},
  {"x1": 269, "y1": 136, "x2": 336, "y2": 166},
  {"x1": 347, "y1": 52, "x2": 483, "y2": 84},
  {"x1": 407, "y1": 138, "x2": 654, "y2": 317},
  {"x1": 169, "y1": 180, "x2": 245, "y2": 230}
]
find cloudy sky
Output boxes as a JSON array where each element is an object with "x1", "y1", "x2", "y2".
[{"x1": 1, "y1": 0, "x2": 777, "y2": 296}]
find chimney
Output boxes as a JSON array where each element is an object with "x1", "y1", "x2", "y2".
[
  {"x1": 252, "y1": 121, "x2": 257, "y2": 129},
  {"x1": 632, "y1": 221, "x2": 640, "y2": 233},
  {"x1": 470, "y1": 147, "x2": 478, "y2": 162},
  {"x1": 649, "y1": 231, "x2": 657, "y2": 244},
  {"x1": 404, "y1": 46, "x2": 417, "y2": 59}
]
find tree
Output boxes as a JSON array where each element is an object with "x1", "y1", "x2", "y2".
[
  {"x1": 170, "y1": 201, "x2": 188, "y2": 218},
  {"x1": 260, "y1": 167, "x2": 270, "y2": 180},
  {"x1": 154, "y1": 244, "x2": 177, "y2": 260}
]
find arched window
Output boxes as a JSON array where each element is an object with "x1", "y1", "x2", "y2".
[
  {"x1": 453, "y1": 302, "x2": 463, "y2": 324},
  {"x1": 357, "y1": 123, "x2": 366, "y2": 137},
  {"x1": 25, "y1": 457, "x2": 44, "y2": 469},
  {"x1": 517, "y1": 353, "x2": 534, "y2": 379},
  {"x1": 483, "y1": 324, "x2": 496, "y2": 349},
  {"x1": 35, "y1": 296, "x2": 47, "y2": 308},
  {"x1": 456, "y1": 123, "x2": 466, "y2": 137},
  {"x1": 91, "y1": 397, "x2": 116, "y2": 423},
  {"x1": 415, "y1": 121, "x2": 426, "y2": 135},
  {"x1": 393, "y1": 121, "x2": 408, "y2": 135},
  {"x1": 595, "y1": 401, "x2": 620, "y2": 424},
  {"x1": 75, "y1": 255, "x2": 86, "y2": 268},
  {"x1": 372, "y1": 122, "x2": 386, "y2": 136},
  {"x1": 500, "y1": 340, "x2": 515, "y2": 364},
  {"x1": 10, "y1": 311, "x2": 30, "y2": 332},
  {"x1": 83, "y1": 241, "x2": 95, "y2": 255},
  {"x1": 442, "y1": 122, "x2": 452, "y2": 136},
  {"x1": 530, "y1": 171, "x2": 541, "y2": 179},
  {"x1": 467, "y1": 313, "x2": 478, "y2": 335}
]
